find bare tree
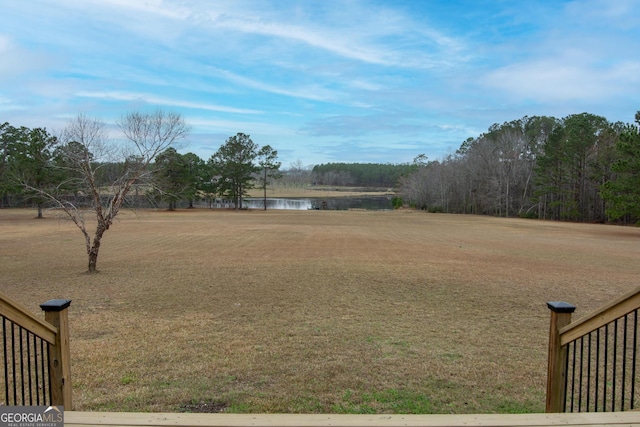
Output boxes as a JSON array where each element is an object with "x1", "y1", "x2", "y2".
[
  {"x1": 281, "y1": 159, "x2": 312, "y2": 187},
  {"x1": 51, "y1": 110, "x2": 190, "y2": 273}
]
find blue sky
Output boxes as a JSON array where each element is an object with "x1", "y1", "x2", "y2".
[{"x1": 1, "y1": 1, "x2": 639, "y2": 168}]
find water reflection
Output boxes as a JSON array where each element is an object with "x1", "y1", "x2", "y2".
[
  {"x1": 243, "y1": 198, "x2": 312, "y2": 210},
  {"x1": 243, "y1": 196, "x2": 392, "y2": 210}
]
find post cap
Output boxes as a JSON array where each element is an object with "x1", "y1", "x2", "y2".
[
  {"x1": 40, "y1": 299, "x2": 72, "y2": 312},
  {"x1": 546, "y1": 301, "x2": 576, "y2": 313}
]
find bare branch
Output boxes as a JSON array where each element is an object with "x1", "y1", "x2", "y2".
[
  {"x1": 21, "y1": 183, "x2": 91, "y2": 255},
  {"x1": 118, "y1": 109, "x2": 190, "y2": 163}
]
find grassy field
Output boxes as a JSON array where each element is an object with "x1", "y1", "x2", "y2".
[{"x1": 1, "y1": 208, "x2": 638, "y2": 414}]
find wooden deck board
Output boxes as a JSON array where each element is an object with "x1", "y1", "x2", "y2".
[{"x1": 65, "y1": 411, "x2": 640, "y2": 427}]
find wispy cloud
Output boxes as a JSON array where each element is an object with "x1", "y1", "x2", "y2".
[
  {"x1": 206, "y1": 67, "x2": 342, "y2": 103},
  {"x1": 76, "y1": 91, "x2": 263, "y2": 115},
  {"x1": 299, "y1": 113, "x2": 429, "y2": 138},
  {"x1": 91, "y1": 0, "x2": 193, "y2": 20},
  {"x1": 75, "y1": 0, "x2": 468, "y2": 69},
  {"x1": 203, "y1": 3, "x2": 467, "y2": 69},
  {"x1": 479, "y1": 0, "x2": 640, "y2": 107},
  {"x1": 0, "y1": 34, "x2": 10, "y2": 51},
  {"x1": 213, "y1": 17, "x2": 388, "y2": 65},
  {"x1": 483, "y1": 59, "x2": 640, "y2": 102},
  {"x1": 0, "y1": 95, "x2": 25, "y2": 112}
]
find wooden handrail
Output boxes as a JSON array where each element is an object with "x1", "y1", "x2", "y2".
[
  {"x1": 64, "y1": 410, "x2": 640, "y2": 427},
  {"x1": 546, "y1": 285, "x2": 640, "y2": 413},
  {"x1": 559, "y1": 286, "x2": 640, "y2": 346},
  {"x1": 0, "y1": 292, "x2": 57, "y2": 343},
  {"x1": 0, "y1": 291, "x2": 72, "y2": 409}
]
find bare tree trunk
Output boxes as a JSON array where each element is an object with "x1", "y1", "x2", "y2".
[
  {"x1": 263, "y1": 168, "x2": 267, "y2": 210},
  {"x1": 263, "y1": 188, "x2": 267, "y2": 210},
  {"x1": 87, "y1": 223, "x2": 107, "y2": 273},
  {"x1": 88, "y1": 246, "x2": 99, "y2": 273}
]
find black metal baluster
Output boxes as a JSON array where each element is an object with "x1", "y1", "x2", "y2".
[
  {"x1": 41, "y1": 338, "x2": 47, "y2": 405},
  {"x1": 571, "y1": 340, "x2": 577, "y2": 412},
  {"x1": 3, "y1": 317, "x2": 9, "y2": 406},
  {"x1": 27, "y1": 330, "x2": 33, "y2": 405},
  {"x1": 563, "y1": 339, "x2": 570, "y2": 412},
  {"x1": 621, "y1": 314, "x2": 628, "y2": 411},
  {"x1": 629, "y1": 309, "x2": 638, "y2": 409},
  {"x1": 32, "y1": 332, "x2": 40, "y2": 406},
  {"x1": 11, "y1": 322, "x2": 17, "y2": 405},
  {"x1": 631, "y1": 310, "x2": 638, "y2": 410},
  {"x1": 612, "y1": 319, "x2": 618, "y2": 411},
  {"x1": 46, "y1": 342, "x2": 51, "y2": 404},
  {"x1": 20, "y1": 326, "x2": 27, "y2": 405},
  {"x1": 595, "y1": 327, "x2": 600, "y2": 412},
  {"x1": 18, "y1": 326, "x2": 23, "y2": 405},
  {"x1": 604, "y1": 323, "x2": 609, "y2": 411},
  {"x1": 587, "y1": 332, "x2": 593, "y2": 411},
  {"x1": 578, "y1": 336, "x2": 584, "y2": 411}
]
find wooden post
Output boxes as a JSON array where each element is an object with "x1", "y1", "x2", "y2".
[
  {"x1": 40, "y1": 299, "x2": 72, "y2": 409},
  {"x1": 545, "y1": 301, "x2": 575, "y2": 413}
]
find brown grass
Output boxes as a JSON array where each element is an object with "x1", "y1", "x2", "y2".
[{"x1": 1, "y1": 208, "x2": 638, "y2": 414}]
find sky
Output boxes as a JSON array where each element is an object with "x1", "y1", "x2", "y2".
[{"x1": 1, "y1": 0, "x2": 639, "y2": 168}]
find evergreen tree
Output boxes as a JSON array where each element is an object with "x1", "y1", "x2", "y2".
[
  {"x1": 209, "y1": 133, "x2": 258, "y2": 209},
  {"x1": 7, "y1": 126, "x2": 61, "y2": 218},
  {"x1": 153, "y1": 147, "x2": 190, "y2": 210},
  {"x1": 601, "y1": 112, "x2": 640, "y2": 223},
  {"x1": 257, "y1": 145, "x2": 282, "y2": 210}
]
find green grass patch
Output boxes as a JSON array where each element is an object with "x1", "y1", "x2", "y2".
[{"x1": 333, "y1": 389, "x2": 432, "y2": 414}]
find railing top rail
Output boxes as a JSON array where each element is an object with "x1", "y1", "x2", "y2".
[
  {"x1": 0, "y1": 291, "x2": 57, "y2": 344},
  {"x1": 64, "y1": 410, "x2": 640, "y2": 427},
  {"x1": 559, "y1": 285, "x2": 640, "y2": 346}
]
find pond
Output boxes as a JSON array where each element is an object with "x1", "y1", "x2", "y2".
[{"x1": 243, "y1": 195, "x2": 394, "y2": 210}]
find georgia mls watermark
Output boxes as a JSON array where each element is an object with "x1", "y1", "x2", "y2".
[{"x1": 0, "y1": 406, "x2": 63, "y2": 427}]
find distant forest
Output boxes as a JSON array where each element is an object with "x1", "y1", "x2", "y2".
[
  {"x1": 309, "y1": 112, "x2": 640, "y2": 224},
  {"x1": 310, "y1": 163, "x2": 415, "y2": 188}
]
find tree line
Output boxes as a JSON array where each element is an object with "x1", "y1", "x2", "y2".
[
  {"x1": 311, "y1": 162, "x2": 416, "y2": 188},
  {"x1": 149, "y1": 133, "x2": 281, "y2": 210},
  {"x1": 399, "y1": 112, "x2": 640, "y2": 224},
  {"x1": 0, "y1": 111, "x2": 281, "y2": 272},
  {"x1": 0, "y1": 121, "x2": 281, "y2": 213}
]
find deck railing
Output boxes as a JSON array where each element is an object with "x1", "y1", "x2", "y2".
[
  {"x1": 0, "y1": 292, "x2": 72, "y2": 408},
  {"x1": 2, "y1": 285, "x2": 637, "y2": 414},
  {"x1": 546, "y1": 286, "x2": 640, "y2": 412}
]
